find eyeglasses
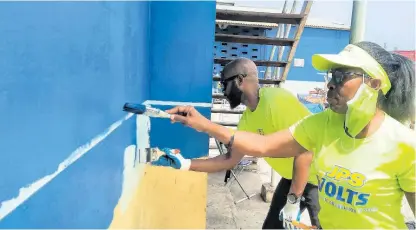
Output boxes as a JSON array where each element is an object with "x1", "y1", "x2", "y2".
[{"x1": 327, "y1": 69, "x2": 369, "y2": 85}]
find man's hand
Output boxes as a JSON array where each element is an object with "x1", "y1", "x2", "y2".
[
  {"x1": 151, "y1": 148, "x2": 191, "y2": 170},
  {"x1": 165, "y1": 106, "x2": 211, "y2": 132}
]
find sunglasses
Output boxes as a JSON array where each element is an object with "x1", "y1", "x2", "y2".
[
  {"x1": 220, "y1": 73, "x2": 246, "y2": 92},
  {"x1": 327, "y1": 69, "x2": 370, "y2": 85}
]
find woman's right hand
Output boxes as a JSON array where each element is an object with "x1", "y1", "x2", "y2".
[{"x1": 165, "y1": 105, "x2": 212, "y2": 132}]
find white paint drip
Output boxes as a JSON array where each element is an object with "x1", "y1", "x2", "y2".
[
  {"x1": 143, "y1": 100, "x2": 211, "y2": 107},
  {"x1": 136, "y1": 115, "x2": 151, "y2": 163},
  {"x1": 0, "y1": 112, "x2": 134, "y2": 221}
]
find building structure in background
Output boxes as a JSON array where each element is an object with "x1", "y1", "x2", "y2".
[
  {"x1": 393, "y1": 50, "x2": 415, "y2": 62},
  {"x1": 213, "y1": 4, "x2": 350, "y2": 98}
]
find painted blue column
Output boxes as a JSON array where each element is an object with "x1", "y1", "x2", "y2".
[
  {"x1": 148, "y1": 1, "x2": 216, "y2": 159},
  {"x1": 0, "y1": 1, "x2": 150, "y2": 228}
]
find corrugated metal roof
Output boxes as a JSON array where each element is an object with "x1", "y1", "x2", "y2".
[
  {"x1": 216, "y1": 4, "x2": 350, "y2": 31},
  {"x1": 393, "y1": 50, "x2": 416, "y2": 62}
]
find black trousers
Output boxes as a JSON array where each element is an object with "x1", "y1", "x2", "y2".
[{"x1": 262, "y1": 177, "x2": 321, "y2": 229}]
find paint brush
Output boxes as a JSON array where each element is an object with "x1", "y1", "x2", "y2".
[{"x1": 123, "y1": 103, "x2": 171, "y2": 119}]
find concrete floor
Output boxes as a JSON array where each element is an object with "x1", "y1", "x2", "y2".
[
  {"x1": 205, "y1": 158, "x2": 415, "y2": 229},
  {"x1": 206, "y1": 158, "x2": 312, "y2": 229},
  {"x1": 206, "y1": 172, "x2": 267, "y2": 229}
]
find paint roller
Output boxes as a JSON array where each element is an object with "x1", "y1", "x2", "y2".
[
  {"x1": 123, "y1": 103, "x2": 172, "y2": 118},
  {"x1": 123, "y1": 103, "x2": 188, "y2": 119}
]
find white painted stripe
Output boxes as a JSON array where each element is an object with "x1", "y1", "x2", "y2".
[
  {"x1": 0, "y1": 112, "x2": 134, "y2": 221},
  {"x1": 143, "y1": 100, "x2": 212, "y2": 108}
]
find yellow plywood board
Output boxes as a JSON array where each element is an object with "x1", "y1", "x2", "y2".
[{"x1": 109, "y1": 164, "x2": 208, "y2": 229}]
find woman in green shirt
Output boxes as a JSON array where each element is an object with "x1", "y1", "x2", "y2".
[{"x1": 164, "y1": 41, "x2": 415, "y2": 229}]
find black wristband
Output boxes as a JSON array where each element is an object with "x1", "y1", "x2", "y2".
[{"x1": 225, "y1": 134, "x2": 235, "y2": 153}]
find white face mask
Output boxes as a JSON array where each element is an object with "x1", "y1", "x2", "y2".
[{"x1": 345, "y1": 78, "x2": 379, "y2": 137}]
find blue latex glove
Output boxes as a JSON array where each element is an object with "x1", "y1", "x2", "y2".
[{"x1": 151, "y1": 148, "x2": 191, "y2": 170}]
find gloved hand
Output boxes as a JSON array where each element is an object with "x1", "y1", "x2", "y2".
[
  {"x1": 279, "y1": 198, "x2": 301, "y2": 229},
  {"x1": 150, "y1": 148, "x2": 191, "y2": 170}
]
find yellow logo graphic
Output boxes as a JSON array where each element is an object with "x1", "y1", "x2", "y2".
[
  {"x1": 326, "y1": 165, "x2": 366, "y2": 187},
  {"x1": 318, "y1": 165, "x2": 373, "y2": 211}
]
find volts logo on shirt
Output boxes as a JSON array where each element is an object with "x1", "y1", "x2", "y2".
[{"x1": 318, "y1": 165, "x2": 370, "y2": 208}]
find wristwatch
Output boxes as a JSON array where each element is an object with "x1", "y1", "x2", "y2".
[{"x1": 287, "y1": 193, "x2": 301, "y2": 204}]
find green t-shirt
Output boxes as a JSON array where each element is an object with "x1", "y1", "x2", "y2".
[
  {"x1": 237, "y1": 87, "x2": 317, "y2": 185},
  {"x1": 290, "y1": 109, "x2": 416, "y2": 229}
]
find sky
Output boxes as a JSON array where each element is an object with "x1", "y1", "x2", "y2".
[{"x1": 221, "y1": 0, "x2": 416, "y2": 50}]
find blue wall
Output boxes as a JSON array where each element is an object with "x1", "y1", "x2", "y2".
[
  {"x1": 0, "y1": 0, "x2": 215, "y2": 228},
  {"x1": 0, "y1": 1, "x2": 151, "y2": 227},
  {"x1": 265, "y1": 27, "x2": 350, "y2": 82},
  {"x1": 148, "y1": 1, "x2": 216, "y2": 159}
]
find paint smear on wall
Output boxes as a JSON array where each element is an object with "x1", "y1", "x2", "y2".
[
  {"x1": 109, "y1": 114, "x2": 151, "y2": 227},
  {"x1": 109, "y1": 115, "x2": 148, "y2": 228},
  {"x1": 115, "y1": 145, "x2": 146, "y2": 213},
  {"x1": 136, "y1": 115, "x2": 150, "y2": 163},
  {"x1": 108, "y1": 148, "x2": 147, "y2": 228},
  {"x1": 0, "y1": 113, "x2": 134, "y2": 221}
]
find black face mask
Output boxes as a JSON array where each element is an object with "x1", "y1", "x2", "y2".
[{"x1": 224, "y1": 80, "x2": 243, "y2": 109}]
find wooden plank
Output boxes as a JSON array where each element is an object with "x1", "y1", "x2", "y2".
[
  {"x1": 216, "y1": 8, "x2": 303, "y2": 24},
  {"x1": 109, "y1": 165, "x2": 207, "y2": 229},
  {"x1": 214, "y1": 58, "x2": 287, "y2": 67},
  {"x1": 281, "y1": 1, "x2": 314, "y2": 81},
  {"x1": 215, "y1": 34, "x2": 295, "y2": 46}
]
